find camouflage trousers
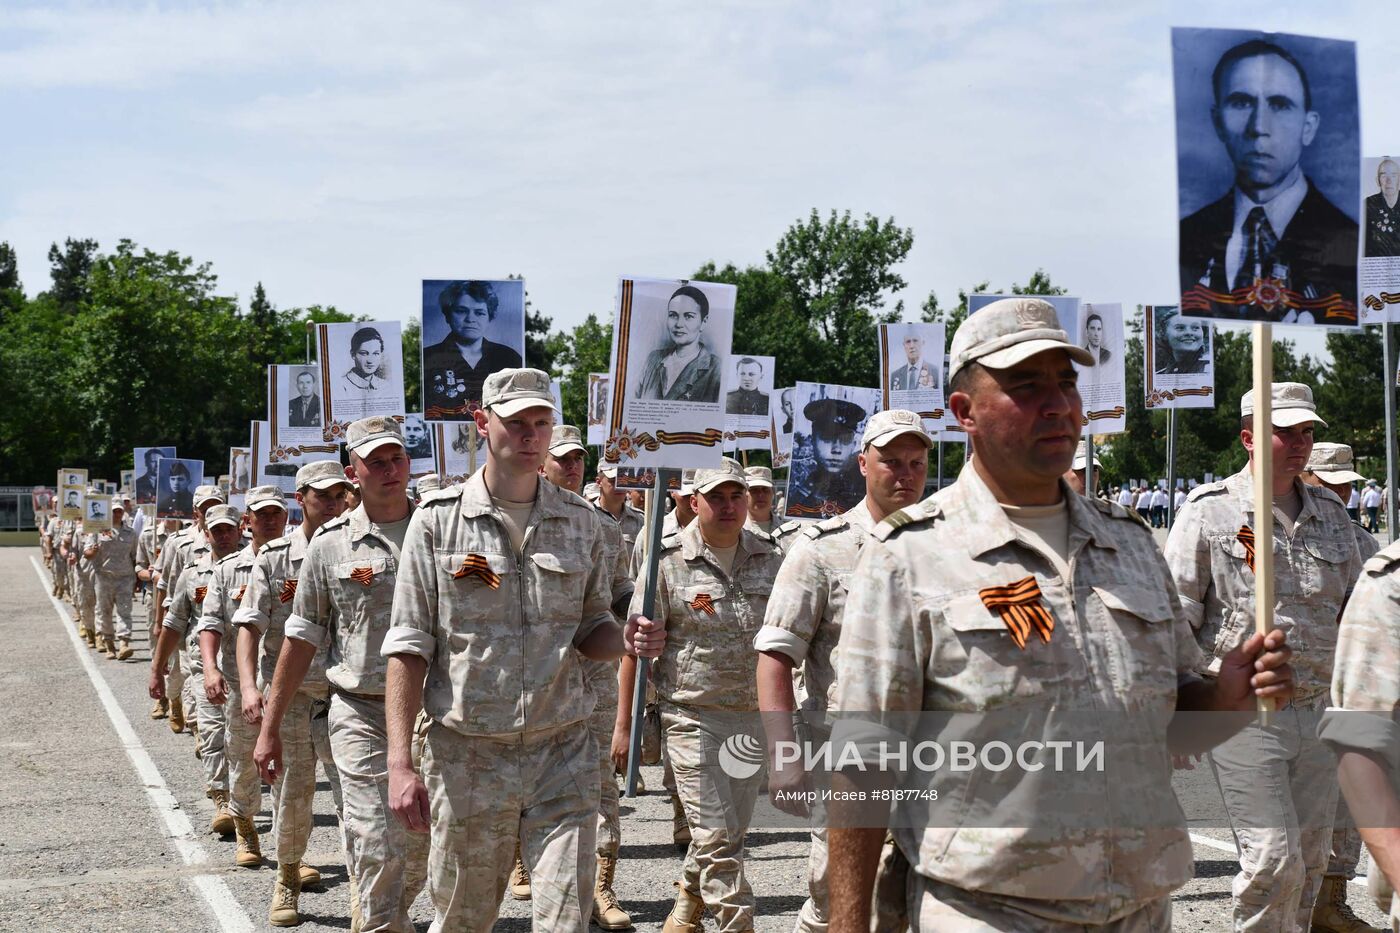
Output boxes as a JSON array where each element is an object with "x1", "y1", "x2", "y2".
[
  {"x1": 328, "y1": 691, "x2": 429, "y2": 933},
  {"x1": 51, "y1": 557, "x2": 69, "y2": 598},
  {"x1": 75, "y1": 572, "x2": 95, "y2": 632},
  {"x1": 585, "y1": 659, "x2": 621, "y2": 858},
  {"x1": 1208, "y1": 695, "x2": 1338, "y2": 933},
  {"x1": 194, "y1": 672, "x2": 228, "y2": 794},
  {"x1": 223, "y1": 678, "x2": 262, "y2": 820},
  {"x1": 180, "y1": 639, "x2": 201, "y2": 736},
  {"x1": 271, "y1": 688, "x2": 344, "y2": 867},
  {"x1": 662, "y1": 704, "x2": 765, "y2": 933},
  {"x1": 909, "y1": 875, "x2": 1170, "y2": 932},
  {"x1": 794, "y1": 827, "x2": 911, "y2": 933},
  {"x1": 1324, "y1": 793, "x2": 1362, "y2": 879},
  {"x1": 422, "y1": 719, "x2": 598, "y2": 933},
  {"x1": 94, "y1": 573, "x2": 134, "y2": 640}
]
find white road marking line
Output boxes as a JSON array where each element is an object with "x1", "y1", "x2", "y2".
[
  {"x1": 1190, "y1": 832, "x2": 1368, "y2": 888},
  {"x1": 28, "y1": 557, "x2": 254, "y2": 933}
]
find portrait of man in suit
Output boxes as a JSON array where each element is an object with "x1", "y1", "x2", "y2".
[
  {"x1": 134, "y1": 447, "x2": 173, "y2": 504},
  {"x1": 1178, "y1": 38, "x2": 1358, "y2": 324},
  {"x1": 288, "y1": 369, "x2": 322, "y2": 426},
  {"x1": 724, "y1": 357, "x2": 769, "y2": 415},
  {"x1": 889, "y1": 330, "x2": 935, "y2": 391}
]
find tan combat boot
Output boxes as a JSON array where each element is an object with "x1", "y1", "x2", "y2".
[
  {"x1": 298, "y1": 863, "x2": 320, "y2": 887},
  {"x1": 209, "y1": 790, "x2": 235, "y2": 836},
  {"x1": 116, "y1": 638, "x2": 133, "y2": 661},
  {"x1": 1310, "y1": 876, "x2": 1382, "y2": 932},
  {"x1": 269, "y1": 861, "x2": 301, "y2": 927},
  {"x1": 349, "y1": 870, "x2": 362, "y2": 933},
  {"x1": 102, "y1": 635, "x2": 118, "y2": 659},
  {"x1": 233, "y1": 815, "x2": 262, "y2": 868},
  {"x1": 672, "y1": 795, "x2": 691, "y2": 853},
  {"x1": 150, "y1": 698, "x2": 169, "y2": 720},
  {"x1": 77, "y1": 624, "x2": 91, "y2": 643},
  {"x1": 661, "y1": 884, "x2": 704, "y2": 933},
  {"x1": 84, "y1": 628, "x2": 97, "y2": 648},
  {"x1": 168, "y1": 696, "x2": 185, "y2": 733},
  {"x1": 509, "y1": 841, "x2": 531, "y2": 899},
  {"x1": 592, "y1": 853, "x2": 632, "y2": 930}
]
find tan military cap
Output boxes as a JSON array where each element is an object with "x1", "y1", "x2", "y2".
[
  {"x1": 583, "y1": 482, "x2": 600, "y2": 501},
  {"x1": 1070, "y1": 439, "x2": 1102, "y2": 472},
  {"x1": 205, "y1": 504, "x2": 242, "y2": 529},
  {"x1": 483, "y1": 368, "x2": 559, "y2": 418},
  {"x1": 692, "y1": 457, "x2": 748, "y2": 494},
  {"x1": 296, "y1": 460, "x2": 349, "y2": 491},
  {"x1": 677, "y1": 469, "x2": 698, "y2": 496},
  {"x1": 599, "y1": 466, "x2": 619, "y2": 480},
  {"x1": 948, "y1": 298, "x2": 1094, "y2": 384},
  {"x1": 194, "y1": 485, "x2": 226, "y2": 507},
  {"x1": 549, "y1": 425, "x2": 587, "y2": 457},
  {"x1": 415, "y1": 473, "x2": 442, "y2": 496},
  {"x1": 1307, "y1": 442, "x2": 1363, "y2": 484},
  {"x1": 1240, "y1": 382, "x2": 1327, "y2": 428},
  {"x1": 862, "y1": 409, "x2": 934, "y2": 450},
  {"x1": 743, "y1": 466, "x2": 774, "y2": 488},
  {"x1": 246, "y1": 484, "x2": 287, "y2": 511},
  {"x1": 110, "y1": 499, "x2": 126, "y2": 513},
  {"x1": 346, "y1": 416, "x2": 406, "y2": 457}
]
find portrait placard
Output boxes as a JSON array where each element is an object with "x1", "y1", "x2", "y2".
[
  {"x1": 1172, "y1": 28, "x2": 1360, "y2": 327},
  {"x1": 550, "y1": 379, "x2": 563, "y2": 418},
  {"x1": 1361, "y1": 156, "x2": 1400, "y2": 324},
  {"x1": 229, "y1": 448, "x2": 251, "y2": 496},
  {"x1": 156, "y1": 458, "x2": 204, "y2": 521},
  {"x1": 59, "y1": 467, "x2": 89, "y2": 490},
  {"x1": 430, "y1": 420, "x2": 482, "y2": 485},
  {"x1": 723, "y1": 354, "x2": 775, "y2": 452},
  {"x1": 403, "y1": 413, "x2": 436, "y2": 477},
  {"x1": 83, "y1": 495, "x2": 112, "y2": 533},
  {"x1": 587, "y1": 373, "x2": 610, "y2": 446},
  {"x1": 1144, "y1": 305, "x2": 1216, "y2": 410},
  {"x1": 782, "y1": 381, "x2": 881, "y2": 522},
  {"x1": 317, "y1": 320, "x2": 406, "y2": 440},
  {"x1": 119, "y1": 470, "x2": 134, "y2": 494},
  {"x1": 421, "y1": 279, "x2": 525, "y2": 420},
  {"x1": 131, "y1": 450, "x2": 171, "y2": 505},
  {"x1": 604, "y1": 277, "x2": 735, "y2": 470},
  {"x1": 270, "y1": 363, "x2": 327, "y2": 448},
  {"x1": 1075, "y1": 302, "x2": 1127, "y2": 434},
  {"x1": 250, "y1": 421, "x2": 324, "y2": 496},
  {"x1": 59, "y1": 485, "x2": 84, "y2": 520},
  {"x1": 31, "y1": 487, "x2": 54, "y2": 516},
  {"x1": 772, "y1": 387, "x2": 796, "y2": 469},
  {"x1": 879, "y1": 322, "x2": 946, "y2": 434}
]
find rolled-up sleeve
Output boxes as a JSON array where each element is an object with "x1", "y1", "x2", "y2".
[
  {"x1": 757, "y1": 535, "x2": 825, "y2": 664},
  {"x1": 1162, "y1": 501, "x2": 1209, "y2": 634},
  {"x1": 286, "y1": 540, "x2": 331, "y2": 648},
  {"x1": 164, "y1": 568, "x2": 194, "y2": 635},
  {"x1": 233, "y1": 553, "x2": 274, "y2": 633},
  {"x1": 384, "y1": 507, "x2": 437, "y2": 662}
]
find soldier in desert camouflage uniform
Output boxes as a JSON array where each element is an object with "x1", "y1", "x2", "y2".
[
  {"x1": 382, "y1": 372, "x2": 659, "y2": 932},
  {"x1": 828, "y1": 298, "x2": 1295, "y2": 932},
  {"x1": 158, "y1": 486, "x2": 226, "y2": 735},
  {"x1": 83, "y1": 499, "x2": 139, "y2": 659},
  {"x1": 1166, "y1": 383, "x2": 1362, "y2": 933}
]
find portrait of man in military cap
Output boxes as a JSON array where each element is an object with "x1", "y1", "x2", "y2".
[
  {"x1": 785, "y1": 382, "x2": 880, "y2": 519},
  {"x1": 156, "y1": 457, "x2": 203, "y2": 520}
]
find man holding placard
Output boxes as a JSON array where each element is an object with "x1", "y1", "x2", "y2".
[
  {"x1": 83, "y1": 499, "x2": 138, "y2": 660},
  {"x1": 1166, "y1": 383, "x2": 1360, "y2": 930}
]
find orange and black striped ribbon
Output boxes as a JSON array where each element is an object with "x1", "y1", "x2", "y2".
[
  {"x1": 1236, "y1": 525, "x2": 1255, "y2": 573},
  {"x1": 978, "y1": 576, "x2": 1054, "y2": 650},
  {"x1": 194, "y1": 585, "x2": 208, "y2": 604},
  {"x1": 452, "y1": 554, "x2": 501, "y2": 590},
  {"x1": 278, "y1": 578, "x2": 298, "y2": 604},
  {"x1": 349, "y1": 566, "x2": 375, "y2": 586},
  {"x1": 689, "y1": 593, "x2": 717, "y2": 615},
  {"x1": 235, "y1": 585, "x2": 246, "y2": 602}
]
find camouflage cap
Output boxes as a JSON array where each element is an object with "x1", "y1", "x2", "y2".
[
  {"x1": 110, "y1": 498, "x2": 126, "y2": 513},
  {"x1": 692, "y1": 457, "x2": 748, "y2": 495},
  {"x1": 483, "y1": 368, "x2": 559, "y2": 418},
  {"x1": 862, "y1": 409, "x2": 933, "y2": 450},
  {"x1": 948, "y1": 298, "x2": 1094, "y2": 383},
  {"x1": 245, "y1": 484, "x2": 287, "y2": 511},
  {"x1": 205, "y1": 504, "x2": 242, "y2": 529},
  {"x1": 346, "y1": 416, "x2": 405, "y2": 457},
  {"x1": 296, "y1": 459, "x2": 350, "y2": 491},
  {"x1": 548, "y1": 425, "x2": 587, "y2": 457},
  {"x1": 1070, "y1": 439, "x2": 1102, "y2": 472},
  {"x1": 1241, "y1": 382, "x2": 1327, "y2": 429},
  {"x1": 599, "y1": 466, "x2": 619, "y2": 480},
  {"x1": 194, "y1": 485, "x2": 226, "y2": 507},
  {"x1": 1307, "y1": 442, "x2": 1364, "y2": 484},
  {"x1": 743, "y1": 466, "x2": 775, "y2": 488},
  {"x1": 415, "y1": 474, "x2": 442, "y2": 496},
  {"x1": 583, "y1": 482, "x2": 600, "y2": 501}
]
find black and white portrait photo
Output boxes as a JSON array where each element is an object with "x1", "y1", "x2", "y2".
[
  {"x1": 403, "y1": 413, "x2": 436, "y2": 475},
  {"x1": 1361, "y1": 156, "x2": 1400, "y2": 324},
  {"x1": 317, "y1": 320, "x2": 405, "y2": 431},
  {"x1": 288, "y1": 367, "x2": 321, "y2": 426},
  {"x1": 783, "y1": 382, "x2": 881, "y2": 521},
  {"x1": 421, "y1": 279, "x2": 525, "y2": 420},
  {"x1": 879, "y1": 322, "x2": 945, "y2": 435},
  {"x1": 1173, "y1": 28, "x2": 1360, "y2": 326},
  {"x1": 229, "y1": 447, "x2": 251, "y2": 495},
  {"x1": 61, "y1": 486, "x2": 83, "y2": 520},
  {"x1": 587, "y1": 373, "x2": 610, "y2": 445},
  {"x1": 156, "y1": 457, "x2": 204, "y2": 521},
  {"x1": 724, "y1": 357, "x2": 771, "y2": 416},
  {"x1": 133, "y1": 447, "x2": 175, "y2": 505},
  {"x1": 888, "y1": 328, "x2": 937, "y2": 391},
  {"x1": 630, "y1": 284, "x2": 726, "y2": 404},
  {"x1": 1081, "y1": 312, "x2": 1112, "y2": 366},
  {"x1": 268, "y1": 363, "x2": 328, "y2": 448},
  {"x1": 1144, "y1": 306, "x2": 1215, "y2": 411},
  {"x1": 83, "y1": 495, "x2": 112, "y2": 533}
]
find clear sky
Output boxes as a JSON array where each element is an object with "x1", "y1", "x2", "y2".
[{"x1": 2, "y1": 0, "x2": 1393, "y2": 360}]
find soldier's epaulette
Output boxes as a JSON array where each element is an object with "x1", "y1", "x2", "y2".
[
  {"x1": 262, "y1": 535, "x2": 292, "y2": 552},
  {"x1": 872, "y1": 501, "x2": 941, "y2": 541},
  {"x1": 773, "y1": 520, "x2": 804, "y2": 539},
  {"x1": 420, "y1": 485, "x2": 462, "y2": 505},
  {"x1": 314, "y1": 515, "x2": 350, "y2": 538},
  {"x1": 1364, "y1": 540, "x2": 1400, "y2": 574},
  {"x1": 802, "y1": 514, "x2": 849, "y2": 540},
  {"x1": 1303, "y1": 483, "x2": 1346, "y2": 509},
  {"x1": 216, "y1": 550, "x2": 241, "y2": 566},
  {"x1": 745, "y1": 524, "x2": 775, "y2": 544},
  {"x1": 1092, "y1": 497, "x2": 1150, "y2": 530},
  {"x1": 1186, "y1": 481, "x2": 1226, "y2": 502},
  {"x1": 658, "y1": 530, "x2": 684, "y2": 552}
]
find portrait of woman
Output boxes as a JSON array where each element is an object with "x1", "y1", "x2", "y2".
[
  {"x1": 633, "y1": 285, "x2": 721, "y2": 403},
  {"x1": 342, "y1": 326, "x2": 391, "y2": 397},
  {"x1": 1153, "y1": 307, "x2": 1210, "y2": 374}
]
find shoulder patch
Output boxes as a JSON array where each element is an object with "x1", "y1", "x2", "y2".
[
  {"x1": 774, "y1": 520, "x2": 804, "y2": 539},
  {"x1": 1186, "y1": 481, "x2": 1227, "y2": 503},
  {"x1": 872, "y1": 502, "x2": 940, "y2": 542},
  {"x1": 802, "y1": 514, "x2": 850, "y2": 540},
  {"x1": 216, "y1": 551, "x2": 240, "y2": 566}
]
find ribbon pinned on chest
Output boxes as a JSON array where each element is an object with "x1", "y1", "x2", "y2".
[
  {"x1": 452, "y1": 554, "x2": 501, "y2": 590},
  {"x1": 689, "y1": 593, "x2": 717, "y2": 615},
  {"x1": 278, "y1": 578, "x2": 298, "y2": 604},
  {"x1": 193, "y1": 585, "x2": 208, "y2": 604},
  {"x1": 1236, "y1": 524, "x2": 1256, "y2": 573},
  {"x1": 979, "y1": 576, "x2": 1054, "y2": 650},
  {"x1": 349, "y1": 566, "x2": 375, "y2": 587},
  {"x1": 235, "y1": 584, "x2": 246, "y2": 601}
]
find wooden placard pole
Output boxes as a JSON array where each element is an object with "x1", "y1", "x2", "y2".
[
  {"x1": 625, "y1": 469, "x2": 672, "y2": 797},
  {"x1": 1251, "y1": 322, "x2": 1274, "y2": 723}
]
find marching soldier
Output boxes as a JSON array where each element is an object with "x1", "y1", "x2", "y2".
[
  {"x1": 828, "y1": 298, "x2": 1294, "y2": 931},
  {"x1": 382, "y1": 371, "x2": 659, "y2": 931},
  {"x1": 233, "y1": 461, "x2": 351, "y2": 927},
  {"x1": 83, "y1": 499, "x2": 139, "y2": 660},
  {"x1": 743, "y1": 467, "x2": 778, "y2": 534},
  {"x1": 137, "y1": 516, "x2": 179, "y2": 718},
  {"x1": 757, "y1": 409, "x2": 933, "y2": 933},
  {"x1": 1166, "y1": 383, "x2": 1362, "y2": 932},
  {"x1": 69, "y1": 491, "x2": 100, "y2": 647},
  {"x1": 158, "y1": 485, "x2": 226, "y2": 737},
  {"x1": 596, "y1": 466, "x2": 645, "y2": 547},
  {"x1": 197, "y1": 485, "x2": 288, "y2": 870},
  {"x1": 255, "y1": 417, "x2": 428, "y2": 933},
  {"x1": 618, "y1": 456, "x2": 784, "y2": 933}
]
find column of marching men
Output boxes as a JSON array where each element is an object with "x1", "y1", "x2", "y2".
[{"x1": 32, "y1": 300, "x2": 1400, "y2": 933}]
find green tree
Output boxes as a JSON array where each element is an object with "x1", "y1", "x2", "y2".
[
  {"x1": 46, "y1": 237, "x2": 98, "y2": 313},
  {"x1": 402, "y1": 318, "x2": 422, "y2": 414},
  {"x1": 1319, "y1": 327, "x2": 1385, "y2": 475}
]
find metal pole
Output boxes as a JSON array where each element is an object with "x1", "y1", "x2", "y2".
[
  {"x1": 1166, "y1": 409, "x2": 1178, "y2": 528},
  {"x1": 1084, "y1": 431, "x2": 1095, "y2": 499},
  {"x1": 936, "y1": 438, "x2": 944, "y2": 490},
  {"x1": 626, "y1": 468, "x2": 672, "y2": 797},
  {"x1": 1384, "y1": 323, "x2": 1398, "y2": 542}
]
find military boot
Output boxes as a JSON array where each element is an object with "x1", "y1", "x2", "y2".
[
  {"x1": 268, "y1": 861, "x2": 301, "y2": 927},
  {"x1": 233, "y1": 815, "x2": 262, "y2": 868},
  {"x1": 509, "y1": 841, "x2": 531, "y2": 899},
  {"x1": 150, "y1": 698, "x2": 169, "y2": 720},
  {"x1": 298, "y1": 863, "x2": 321, "y2": 887},
  {"x1": 209, "y1": 790, "x2": 235, "y2": 836},
  {"x1": 661, "y1": 884, "x2": 704, "y2": 933},
  {"x1": 84, "y1": 628, "x2": 97, "y2": 648},
  {"x1": 672, "y1": 795, "x2": 691, "y2": 853},
  {"x1": 102, "y1": 635, "x2": 118, "y2": 659},
  {"x1": 168, "y1": 696, "x2": 185, "y2": 733},
  {"x1": 116, "y1": 638, "x2": 133, "y2": 661},
  {"x1": 592, "y1": 853, "x2": 632, "y2": 930},
  {"x1": 77, "y1": 624, "x2": 91, "y2": 643},
  {"x1": 1310, "y1": 876, "x2": 1382, "y2": 932},
  {"x1": 192, "y1": 719, "x2": 202, "y2": 758}
]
